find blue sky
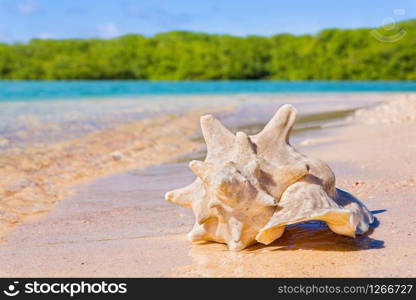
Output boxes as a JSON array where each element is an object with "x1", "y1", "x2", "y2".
[{"x1": 1, "y1": 0, "x2": 416, "y2": 42}]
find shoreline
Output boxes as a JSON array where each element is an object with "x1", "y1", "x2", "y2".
[
  {"x1": 1, "y1": 92, "x2": 406, "y2": 149},
  {"x1": 1, "y1": 92, "x2": 402, "y2": 241},
  {"x1": 0, "y1": 95, "x2": 415, "y2": 277},
  {"x1": 0, "y1": 105, "x2": 234, "y2": 241}
]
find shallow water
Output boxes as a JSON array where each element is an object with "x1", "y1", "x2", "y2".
[{"x1": 0, "y1": 92, "x2": 396, "y2": 150}]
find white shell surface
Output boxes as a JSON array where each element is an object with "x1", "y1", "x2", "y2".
[{"x1": 165, "y1": 104, "x2": 374, "y2": 250}]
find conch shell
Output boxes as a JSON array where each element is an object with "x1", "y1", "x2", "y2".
[{"x1": 165, "y1": 104, "x2": 374, "y2": 251}]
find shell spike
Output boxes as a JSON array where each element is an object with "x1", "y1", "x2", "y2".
[
  {"x1": 164, "y1": 184, "x2": 195, "y2": 208},
  {"x1": 200, "y1": 114, "x2": 235, "y2": 153},
  {"x1": 189, "y1": 160, "x2": 209, "y2": 181},
  {"x1": 254, "y1": 104, "x2": 297, "y2": 146},
  {"x1": 235, "y1": 131, "x2": 256, "y2": 156}
]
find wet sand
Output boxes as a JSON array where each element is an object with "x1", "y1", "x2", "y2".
[
  {"x1": 0, "y1": 164, "x2": 195, "y2": 277},
  {"x1": 0, "y1": 105, "x2": 232, "y2": 240},
  {"x1": 1, "y1": 96, "x2": 416, "y2": 277}
]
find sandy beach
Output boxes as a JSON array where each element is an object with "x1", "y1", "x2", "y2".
[
  {"x1": 0, "y1": 95, "x2": 415, "y2": 277},
  {"x1": 0, "y1": 92, "x2": 393, "y2": 241}
]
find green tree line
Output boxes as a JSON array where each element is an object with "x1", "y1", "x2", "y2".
[{"x1": 0, "y1": 19, "x2": 415, "y2": 80}]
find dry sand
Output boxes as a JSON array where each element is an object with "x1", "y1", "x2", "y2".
[{"x1": 0, "y1": 98, "x2": 415, "y2": 277}]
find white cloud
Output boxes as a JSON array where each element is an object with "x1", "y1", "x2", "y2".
[
  {"x1": 16, "y1": 0, "x2": 37, "y2": 15},
  {"x1": 38, "y1": 32, "x2": 56, "y2": 39},
  {"x1": 98, "y1": 23, "x2": 120, "y2": 39}
]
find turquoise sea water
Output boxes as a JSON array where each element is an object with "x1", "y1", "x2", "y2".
[
  {"x1": 0, "y1": 80, "x2": 414, "y2": 150},
  {"x1": 1, "y1": 80, "x2": 416, "y2": 101}
]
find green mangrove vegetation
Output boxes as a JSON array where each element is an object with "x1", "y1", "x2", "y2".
[{"x1": 0, "y1": 19, "x2": 415, "y2": 80}]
